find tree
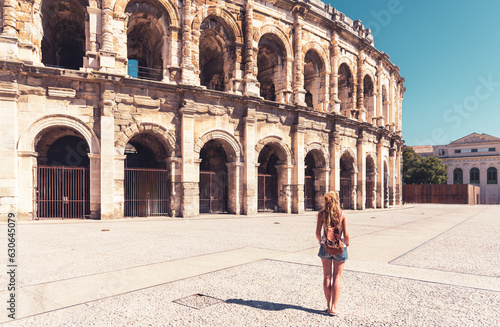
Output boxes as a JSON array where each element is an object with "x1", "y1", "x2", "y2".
[{"x1": 403, "y1": 146, "x2": 447, "y2": 184}]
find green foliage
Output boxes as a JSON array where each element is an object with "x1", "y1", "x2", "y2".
[{"x1": 403, "y1": 147, "x2": 448, "y2": 184}]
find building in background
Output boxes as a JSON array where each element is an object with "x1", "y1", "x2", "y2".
[
  {"x1": 0, "y1": 0, "x2": 405, "y2": 220},
  {"x1": 426, "y1": 133, "x2": 499, "y2": 204}
]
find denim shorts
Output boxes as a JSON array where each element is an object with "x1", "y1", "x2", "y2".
[{"x1": 318, "y1": 243, "x2": 348, "y2": 261}]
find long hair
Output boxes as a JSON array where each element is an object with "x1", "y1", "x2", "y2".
[{"x1": 320, "y1": 191, "x2": 342, "y2": 228}]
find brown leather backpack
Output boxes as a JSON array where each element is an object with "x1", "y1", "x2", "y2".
[{"x1": 324, "y1": 225, "x2": 345, "y2": 256}]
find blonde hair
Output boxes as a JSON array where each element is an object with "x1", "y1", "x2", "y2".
[{"x1": 319, "y1": 191, "x2": 342, "y2": 228}]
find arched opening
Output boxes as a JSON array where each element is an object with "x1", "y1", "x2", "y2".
[
  {"x1": 199, "y1": 140, "x2": 228, "y2": 213},
  {"x1": 41, "y1": 0, "x2": 87, "y2": 69},
  {"x1": 338, "y1": 63, "x2": 353, "y2": 118},
  {"x1": 453, "y1": 168, "x2": 463, "y2": 184},
  {"x1": 363, "y1": 75, "x2": 375, "y2": 124},
  {"x1": 199, "y1": 18, "x2": 233, "y2": 91},
  {"x1": 257, "y1": 143, "x2": 290, "y2": 212},
  {"x1": 257, "y1": 34, "x2": 286, "y2": 101},
  {"x1": 126, "y1": 0, "x2": 168, "y2": 81},
  {"x1": 339, "y1": 151, "x2": 355, "y2": 209},
  {"x1": 35, "y1": 128, "x2": 90, "y2": 218},
  {"x1": 470, "y1": 167, "x2": 480, "y2": 185},
  {"x1": 304, "y1": 50, "x2": 325, "y2": 110},
  {"x1": 124, "y1": 133, "x2": 171, "y2": 217},
  {"x1": 366, "y1": 156, "x2": 376, "y2": 208},
  {"x1": 304, "y1": 152, "x2": 316, "y2": 210}
]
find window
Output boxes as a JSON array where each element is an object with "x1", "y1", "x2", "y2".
[
  {"x1": 453, "y1": 168, "x2": 463, "y2": 184},
  {"x1": 438, "y1": 149, "x2": 446, "y2": 156},
  {"x1": 489, "y1": 148, "x2": 496, "y2": 152},
  {"x1": 487, "y1": 167, "x2": 498, "y2": 184},
  {"x1": 470, "y1": 168, "x2": 480, "y2": 185},
  {"x1": 455, "y1": 150, "x2": 461, "y2": 154},
  {"x1": 471, "y1": 149, "x2": 478, "y2": 153}
]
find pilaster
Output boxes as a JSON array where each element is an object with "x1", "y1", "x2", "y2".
[
  {"x1": 243, "y1": 105, "x2": 257, "y2": 214},
  {"x1": 356, "y1": 130, "x2": 366, "y2": 210},
  {"x1": 100, "y1": 85, "x2": 116, "y2": 219},
  {"x1": 292, "y1": 122, "x2": 305, "y2": 213},
  {"x1": 180, "y1": 98, "x2": 199, "y2": 217}
]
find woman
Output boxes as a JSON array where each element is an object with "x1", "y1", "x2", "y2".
[{"x1": 315, "y1": 191, "x2": 350, "y2": 316}]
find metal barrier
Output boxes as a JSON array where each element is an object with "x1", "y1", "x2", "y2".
[
  {"x1": 35, "y1": 166, "x2": 90, "y2": 219},
  {"x1": 124, "y1": 168, "x2": 170, "y2": 217}
]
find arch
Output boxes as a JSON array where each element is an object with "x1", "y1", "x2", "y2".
[
  {"x1": 255, "y1": 135, "x2": 293, "y2": 166},
  {"x1": 192, "y1": 6, "x2": 243, "y2": 44},
  {"x1": 304, "y1": 142, "x2": 329, "y2": 168},
  {"x1": 253, "y1": 25, "x2": 292, "y2": 60},
  {"x1": 18, "y1": 115, "x2": 100, "y2": 155},
  {"x1": 194, "y1": 129, "x2": 242, "y2": 163},
  {"x1": 337, "y1": 57, "x2": 355, "y2": 74},
  {"x1": 470, "y1": 167, "x2": 480, "y2": 185},
  {"x1": 115, "y1": 122, "x2": 177, "y2": 155},
  {"x1": 487, "y1": 166, "x2": 498, "y2": 184},
  {"x1": 340, "y1": 147, "x2": 357, "y2": 171},
  {"x1": 114, "y1": 0, "x2": 180, "y2": 27},
  {"x1": 302, "y1": 41, "x2": 330, "y2": 74}
]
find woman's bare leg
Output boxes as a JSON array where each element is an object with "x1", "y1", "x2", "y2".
[
  {"x1": 321, "y1": 258, "x2": 333, "y2": 312},
  {"x1": 331, "y1": 260, "x2": 345, "y2": 313}
]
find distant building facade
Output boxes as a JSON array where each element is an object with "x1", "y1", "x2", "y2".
[{"x1": 430, "y1": 133, "x2": 500, "y2": 204}]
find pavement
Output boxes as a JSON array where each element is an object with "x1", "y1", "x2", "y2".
[{"x1": 0, "y1": 204, "x2": 499, "y2": 326}]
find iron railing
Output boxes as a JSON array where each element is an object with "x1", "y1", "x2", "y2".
[{"x1": 124, "y1": 168, "x2": 170, "y2": 217}]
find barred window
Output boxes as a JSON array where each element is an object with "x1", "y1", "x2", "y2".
[
  {"x1": 470, "y1": 168, "x2": 480, "y2": 185},
  {"x1": 453, "y1": 168, "x2": 463, "y2": 184},
  {"x1": 487, "y1": 167, "x2": 498, "y2": 184}
]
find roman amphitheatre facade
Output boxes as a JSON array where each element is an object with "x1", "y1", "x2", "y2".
[{"x1": 0, "y1": 0, "x2": 404, "y2": 220}]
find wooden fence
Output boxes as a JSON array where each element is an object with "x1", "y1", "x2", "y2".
[{"x1": 403, "y1": 184, "x2": 480, "y2": 205}]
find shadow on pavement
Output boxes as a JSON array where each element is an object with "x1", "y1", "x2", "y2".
[{"x1": 225, "y1": 299, "x2": 326, "y2": 315}]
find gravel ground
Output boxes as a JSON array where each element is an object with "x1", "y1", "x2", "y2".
[{"x1": 6, "y1": 260, "x2": 500, "y2": 327}]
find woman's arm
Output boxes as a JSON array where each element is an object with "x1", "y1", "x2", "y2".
[
  {"x1": 342, "y1": 213, "x2": 350, "y2": 246},
  {"x1": 315, "y1": 212, "x2": 323, "y2": 244}
]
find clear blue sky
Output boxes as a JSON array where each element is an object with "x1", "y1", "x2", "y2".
[{"x1": 328, "y1": 0, "x2": 500, "y2": 146}]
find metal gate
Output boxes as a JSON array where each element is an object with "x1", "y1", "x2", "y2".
[
  {"x1": 366, "y1": 180, "x2": 374, "y2": 208},
  {"x1": 340, "y1": 177, "x2": 352, "y2": 209},
  {"x1": 124, "y1": 168, "x2": 170, "y2": 217},
  {"x1": 258, "y1": 174, "x2": 277, "y2": 212},
  {"x1": 35, "y1": 166, "x2": 90, "y2": 219},
  {"x1": 199, "y1": 171, "x2": 227, "y2": 213},
  {"x1": 305, "y1": 175, "x2": 315, "y2": 210}
]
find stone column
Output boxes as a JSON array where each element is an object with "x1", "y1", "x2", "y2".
[
  {"x1": 180, "y1": 98, "x2": 199, "y2": 217},
  {"x1": 376, "y1": 139, "x2": 383, "y2": 208},
  {"x1": 100, "y1": 86, "x2": 116, "y2": 219},
  {"x1": 166, "y1": 157, "x2": 182, "y2": 217},
  {"x1": 99, "y1": 0, "x2": 117, "y2": 71},
  {"x1": 88, "y1": 153, "x2": 101, "y2": 219},
  {"x1": 292, "y1": 123, "x2": 305, "y2": 214},
  {"x1": 388, "y1": 147, "x2": 396, "y2": 206},
  {"x1": 0, "y1": 85, "x2": 19, "y2": 219},
  {"x1": 376, "y1": 62, "x2": 384, "y2": 127},
  {"x1": 329, "y1": 131, "x2": 340, "y2": 193},
  {"x1": 243, "y1": 0, "x2": 259, "y2": 96},
  {"x1": 243, "y1": 104, "x2": 257, "y2": 214},
  {"x1": 16, "y1": 152, "x2": 35, "y2": 220},
  {"x1": 357, "y1": 51, "x2": 366, "y2": 122},
  {"x1": 85, "y1": 8, "x2": 102, "y2": 70},
  {"x1": 356, "y1": 131, "x2": 366, "y2": 210},
  {"x1": 227, "y1": 162, "x2": 243, "y2": 215},
  {"x1": 276, "y1": 163, "x2": 292, "y2": 214},
  {"x1": 329, "y1": 35, "x2": 341, "y2": 113},
  {"x1": 113, "y1": 155, "x2": 125, "y2": 218},
  {"x1": 389, "y1": 73, "x2": 395, "y2": 132},
  {"x1": 292, "y1": 10, "x2": 306, "y2": 106},
  {"x1": 2, "y1": 0, "x2": 17, "y2": 37},
  {"x1": 181, "y1": 0, "x2": 196, "y2": 84}
]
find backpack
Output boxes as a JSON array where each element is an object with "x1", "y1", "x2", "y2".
[{"x1": 324, "y1": 214, "x2": 345, "y2": 256}]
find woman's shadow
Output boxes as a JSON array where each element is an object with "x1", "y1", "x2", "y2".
[{"x1": 225, "y1": 298, "x2": 325, "y2": 315}]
